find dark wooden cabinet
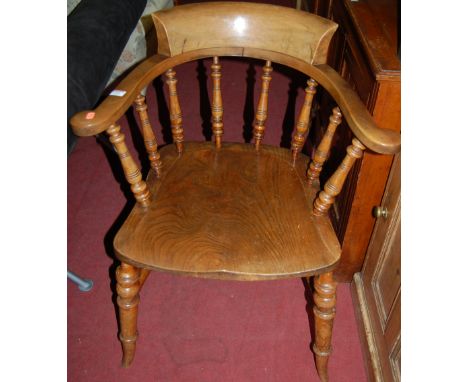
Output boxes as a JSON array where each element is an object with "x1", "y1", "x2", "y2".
[
  {"x1": 352, "y1": 154, "x2": 401, "y2": 381},
  {"x1": 312, "y1": 0, "x2": 400, "y2": 281}
]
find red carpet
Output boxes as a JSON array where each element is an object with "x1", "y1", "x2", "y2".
[{"x1": 68, "y1": 5, "x2": 367, "y2": 380}]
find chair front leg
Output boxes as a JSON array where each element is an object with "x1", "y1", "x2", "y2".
[
  {"x1": 116, "y1": 262, "x2": 141, "y2": 367},
  {"x1": 313, "y1": 271, "x2": 337, "y2": 382}
]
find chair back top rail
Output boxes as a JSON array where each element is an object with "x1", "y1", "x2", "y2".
[
  {"x1": 70, "y1": 48, "x2": 400, "y2": 155},
  {"x1": 70, "y1": 3, "x2": 401, "y2": 154},
  {"x1": 152, "y1": 2, "x2": 338, "y2": 65}
]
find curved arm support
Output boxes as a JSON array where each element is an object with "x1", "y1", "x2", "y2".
[
  {"x1": 70, "y1": 48, "x2": 400, "y2": 155},
  {"x1": 312, "y1": 64, "x2": 400, "y2": 155},
  {"x1": 70, "y1": 54, "x2": 168, "y2": 137},
  {"x1": 70, "y1": 48, "x2": 244, "y2": 137}
]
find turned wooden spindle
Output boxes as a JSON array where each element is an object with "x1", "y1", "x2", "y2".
[
  {"x1": 211, "y1": 56, "x2": 224, "y2": 148},
  {"x1": 313, "y1": 272, "x2": 337, "y2": 382},
  {"x1": 307, "y1": 107, "x2": 342, "y2": 183},
  {"x1": 165, "y1": 68, "x2": 184, "y2": 153},
  {"x1": 291, "y1": 78, "x2": 318, "y2": 162},
  {"x1": 106, "y1": 124, "x2": 151, "y2": 207},
  {"x1": 116, "y1": 262, "x2": 141, "y2": 367},
  {"x1": 134, "y1": 95, "x2": 163, "y2": 177},
  {"x1": 312, "y1": 138, "x2": 365, "y2": 216},
  {"x1": 253, "y1": 60, "x2": 273, "y2": 149}
]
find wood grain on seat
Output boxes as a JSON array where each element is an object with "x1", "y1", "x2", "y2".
[{"x1": 114, "y1": 142, "x2": 341, "y2": 281}]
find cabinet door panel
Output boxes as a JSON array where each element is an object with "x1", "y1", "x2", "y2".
[
  {"x1": 374, "y1": 220, "x2": 401, "y2": 324},
  {"x1": 352, "y1": 154, "x2": 401, "y2": 382}
]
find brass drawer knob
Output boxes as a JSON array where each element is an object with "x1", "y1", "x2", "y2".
[{"x1": 373, "y1": 206, "x2": 389, "y2": 219}]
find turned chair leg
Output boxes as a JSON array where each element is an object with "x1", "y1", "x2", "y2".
[
  {"x1": 313, "y1": 272, "x2": 337, "y2": 382},
  {"x1": 116, "y1": 262, "x2": 141, "y2": 367}
]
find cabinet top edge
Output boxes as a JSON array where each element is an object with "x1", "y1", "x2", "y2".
[{"x1": 343, "y1": 0, "x2": 401, "y2": 76}]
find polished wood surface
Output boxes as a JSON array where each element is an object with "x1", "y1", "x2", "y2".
[
  {"x1": 343, "y1": 0, "x2": 400, "y2": 78},
  {"x1": 210, "y1": 56, "x2": 224, "y2": 148},
  {"x1": 153, "y1": 2, "x2": 338, "y2": 64},
  {"x1": 312, "y1": 272, "x2": 337, "y2": 382},
  {"x1": 68, "y1": 3, "x2": 401, "y2": 378},
  {"x1": 253, "y1": 61, "x2": 272, "y2": 149},
  {"x1": 134, "y1": 95, "x2": 163, "y2": 177},
  {"x1": 106, "y1": 124, "x2": 151, "y2": 207},
  {"x1": 307, "y1": 106, "x2": 342, "y2": 183},
  {"x1": 313, "y1": 138, "x2": 365, "y2": 216},
  {"x1": 116, "y1": 262, "x2": 140, "y2": 367},
  {"x1": 70, "y1": 5, "x2": 399, "y2": 156},
  {"x1": 70, "y1": 50, "x2": 399, "y2": 155},
  {"x1": 114, "y1": 142, "x2": 341, "y2": 281},
  {"x1": 165, "y1": 68, "x2": 184, "y2": 153},
  {"x1": 291, "y1": 78, "x2": 317, "y2": 162},
  {"x1": 352, "y1": 154, "x2": 400, "y2": 381}
]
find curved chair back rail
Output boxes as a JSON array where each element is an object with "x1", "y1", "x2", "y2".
[
  {"x1": 152, "y1": 2, "x2": 337, "y2": 65},
  {"x1": 70, "y1": 2, "x2": 400, "y2": 154},
  {"x1": 70, "y1": 48, "x2": 400, "y2": 154}
]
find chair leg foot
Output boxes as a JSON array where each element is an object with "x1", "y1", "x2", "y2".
[
  {"x1": 312, "y1": 272, "x2": 337, "y2": 382},
  {"x1": 116, "y1": 262, "x2": 140, "y2": 368},
  {"x1": 120, "y1": 335, "x2": 137, "y2": 368}
]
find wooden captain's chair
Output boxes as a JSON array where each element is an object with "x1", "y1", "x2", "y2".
[{"x1": 70, "y1": 3, "x2": 400, "y2": 381}]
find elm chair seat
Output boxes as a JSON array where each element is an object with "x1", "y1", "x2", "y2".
[{"x1": 114, "y1": 142, "x2": 341, "y2": 280}]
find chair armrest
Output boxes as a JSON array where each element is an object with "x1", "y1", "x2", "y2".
[
  {"x1": 314, "y1": 64, "x2": 400, "y2": 155},
  {"x1": 70, "y1": 55, "x2": 168, "y2": 137},
  {"x1": 71, "y1": 52, "x2": 401, "y2": 157}
]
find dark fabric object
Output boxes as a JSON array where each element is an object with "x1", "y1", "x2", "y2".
[{"x1": 67, "y1": 0, "x2": 147, "y2": 155}]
